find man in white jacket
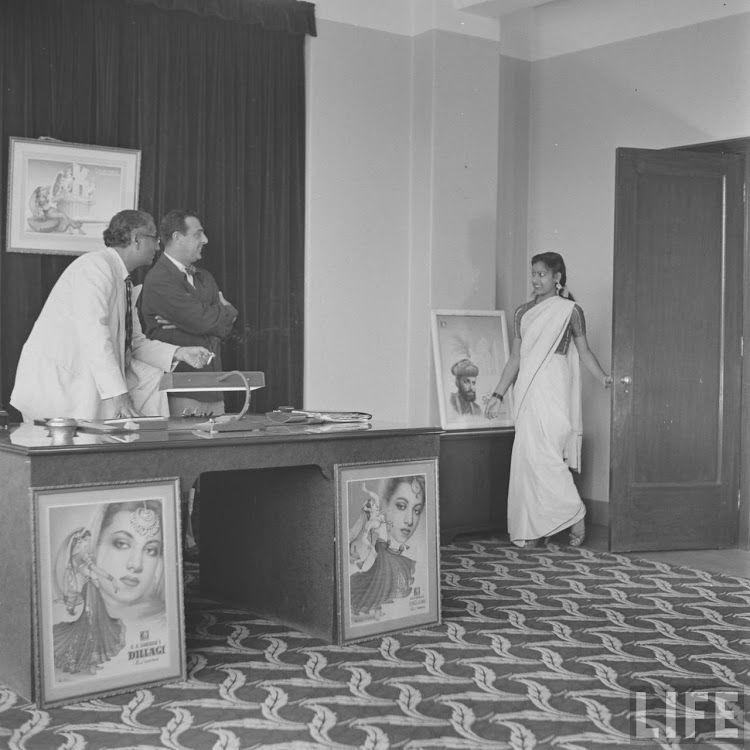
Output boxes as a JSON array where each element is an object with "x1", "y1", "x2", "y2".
[{"x1": 11, "y1": 209, "x2": 212, "y2": 421}]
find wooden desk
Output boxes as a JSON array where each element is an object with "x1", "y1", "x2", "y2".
[{"x1": 0, "y1": 420, "x2": 439, "y2": 702}]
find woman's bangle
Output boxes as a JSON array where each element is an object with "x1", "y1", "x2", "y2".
[{"x1": 491, "y1": 392, "x2": 503, "y2": 402}]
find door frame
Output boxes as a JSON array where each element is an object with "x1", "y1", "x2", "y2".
[{"x1": 674, "y1": 137, "x2": 750, "y2": 550}]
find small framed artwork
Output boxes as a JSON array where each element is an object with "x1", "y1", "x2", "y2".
[
  {"x1": 335, "y1": 459, "x2": 441, "y2": 644},
  {"x1": 431, "y1": 309, "x2": 514, "y2": 430},
  {"x1": 32, "y1": 478, "x2": 184, "y2": 707},
  {"x1": 6, "y1": 136, "x2": 141, "y2": 255}
]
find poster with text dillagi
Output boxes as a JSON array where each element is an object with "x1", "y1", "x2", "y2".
[{"x1": 33, "y1": 479, "x2": 184, "y2": 707}]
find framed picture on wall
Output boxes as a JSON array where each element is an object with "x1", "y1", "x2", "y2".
[
  {"x1": 32, "y1": 478, "x2": 184, "y2": 707},
  {"x1": 6, "y1": 137, "x2": 141, "y2": 255},
  {"x1": 431, "y1": 309, "x2": 514, "y2": 430},
  {"x1": 335, "y1": 458, "x2": 441, "y2": 644}
]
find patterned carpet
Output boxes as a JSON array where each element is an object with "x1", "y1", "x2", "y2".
[{"x1": 1, "y1": 539, "x2": 749, "y2": 749}]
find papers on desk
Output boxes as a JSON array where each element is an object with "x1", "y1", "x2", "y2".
[
  {"x1": 188, "y1": 409, "x2": 372, "y2": 435},
  {"x1": 266, "y1": 409, "x2": 372, "y2": 424},
  {"x1": 102, "y1": 416, "x2": 169, "y2": 430},
  {"x1": 303, "y1": 410, "x2": 372, "y2": 423},
  {"x1": 304, "y1": 422, "x2": 372, "y2": 433},
  {"x1": 189, "y1": 420, "x2": 373, "y2": 438},
  {"x1": 76, "y1": 417, "x2": 169, "y2": 433}
]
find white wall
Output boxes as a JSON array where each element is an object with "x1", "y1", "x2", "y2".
[
  {"x1": 496, "y1": 53, "x2": 530, "y2": 317},
  {"x1": 528, "y1": 13, "x2": 750, "y2": 502},
  {"x1": 422, "y1": 31, "x2": 502, "y2": 422},
  {"x1": 305, "y1": 21, "x2": 413, "y2": 419},
  {"x1": 306, "y1": 20, "x2": 508, "y2": 424}
]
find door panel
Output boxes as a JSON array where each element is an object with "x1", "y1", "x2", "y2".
[{"x1": 610, "y1": 148, "x2": 743, "y2": 552}]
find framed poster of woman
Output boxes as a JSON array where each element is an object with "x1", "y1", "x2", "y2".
[
  {"x1": 32, "y1": 478, "x2": 184, "y2": 707},
  {"x1": 335, "y1": 459, "x2": 441, "y2": 644}
]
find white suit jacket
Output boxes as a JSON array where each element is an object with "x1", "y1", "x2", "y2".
[{"x1": 11, "y1": 247, "x2": 177, "y2": 420}]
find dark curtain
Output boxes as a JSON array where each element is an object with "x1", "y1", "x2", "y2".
[{"x1": 0, "y1": 0, "x2": 314, "y2": 416}]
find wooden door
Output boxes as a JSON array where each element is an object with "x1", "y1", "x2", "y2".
[{"x1": 610, "y1": 148, "x2": 744, "y2": 552}]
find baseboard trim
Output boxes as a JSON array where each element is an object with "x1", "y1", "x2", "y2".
[{"x1": 583, "y1": 497, "x2": 609, "y2": 528}]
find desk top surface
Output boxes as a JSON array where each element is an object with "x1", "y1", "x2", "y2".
[{"x1": 0, "y1": 418, "x2": 444, "y2": 455}]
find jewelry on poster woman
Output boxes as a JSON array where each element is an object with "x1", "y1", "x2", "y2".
[
  {"x1": 387, "y1": 539, "x2": 407, "y2": 554},
  {"x1": 385, "y1": 520, "x2": 408, "y2": 553},
  {"x1": 129, "y1": 502, "x2": 160, "y2": 538},
  {"x1": 410, "y1": 478, "x2": 423, "y2": 501}
]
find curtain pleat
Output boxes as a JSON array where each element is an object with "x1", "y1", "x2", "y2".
[
  {"x1": 126, "y1": 0, "x2": 316, "y2": 34},
  {"x1": 0, "y1": 0, "x2": 308, "y2": 416}
]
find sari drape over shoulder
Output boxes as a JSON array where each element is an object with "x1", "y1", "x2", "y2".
[{"x1": 508, "y1": 296, "x2": 585, "y2": 545}]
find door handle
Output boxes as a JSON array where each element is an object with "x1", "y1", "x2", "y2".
[{"x1": 619, "y1": 376, "x2": 632, "y2": 385}]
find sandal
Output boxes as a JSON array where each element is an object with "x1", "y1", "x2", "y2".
[{"x1": 569, "y1": 520, "x2": 585, "y2": 547}]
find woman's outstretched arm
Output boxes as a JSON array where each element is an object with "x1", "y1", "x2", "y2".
[
  {"x1": 573, "y1": 334, "x2": 612, "y2": 388},
  {"x1": 484, "y1": 336, "x2": 521, "y2": 418}
]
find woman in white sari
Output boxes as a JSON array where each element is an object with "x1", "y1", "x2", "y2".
[{"x1": 486, "y1": 252, "x2": 612, "y2": 548}]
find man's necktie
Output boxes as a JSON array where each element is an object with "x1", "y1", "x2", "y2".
[
  {"x1": 124, "y1": 276, "x2": 133, "y2": 356},
  {"x1": 184, "y1": 264, "x2": 196, "y2": 287}
]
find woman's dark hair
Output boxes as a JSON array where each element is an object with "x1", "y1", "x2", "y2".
[
  {"x1": 382, "y1": 475, "x2": 426, "y2": 505},
  {"x1": 103, "y1": 209, "x2": 154, "y2": 248},
  {"x1": 531, "y1": 251, "x2": 575, "y2": 301}
]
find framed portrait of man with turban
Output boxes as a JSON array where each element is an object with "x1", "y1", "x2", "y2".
[{"x1": 431, "y1": 310, "x2": 513, "y2": 430}]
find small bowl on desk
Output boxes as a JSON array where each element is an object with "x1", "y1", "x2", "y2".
[{"x1": 46, "y1": 417, "x2": 78, "y2": 445}]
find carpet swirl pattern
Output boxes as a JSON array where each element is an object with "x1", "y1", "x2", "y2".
[{"x1": 1, "y1": 539, "x2": 748, "y2": 749}]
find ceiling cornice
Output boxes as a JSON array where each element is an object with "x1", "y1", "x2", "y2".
[{"x1": 311, "y1": 0, "x2": 750, "y2": 60}]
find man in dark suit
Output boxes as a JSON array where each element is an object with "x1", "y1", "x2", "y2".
[{"x1": 139, "y1": 210, "x2": 238, "y2": 416}]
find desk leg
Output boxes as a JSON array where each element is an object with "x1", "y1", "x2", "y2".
[
  {"x1": 199, "y1": 466, "x2": 336, "y2": 642},
  {"x1": 0, "y1": 454, "x2": 34, "y2": 701}
]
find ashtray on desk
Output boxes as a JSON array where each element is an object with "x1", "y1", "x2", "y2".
[{"x1": 45, "y1": 417, "x2": 78, "y2": 444}]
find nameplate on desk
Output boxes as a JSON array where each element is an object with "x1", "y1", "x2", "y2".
[{"x1": 159, "y1": 371, "x2": 266, "y2": 392}]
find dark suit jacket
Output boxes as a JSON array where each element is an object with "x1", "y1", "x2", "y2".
[{"x1": 139, "y1": 252, "x2": 238, "y2": 374}]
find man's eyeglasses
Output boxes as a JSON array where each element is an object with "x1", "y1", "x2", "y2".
[{"x1": 138, "y1": 234, "x2": 159, "y2": 243}]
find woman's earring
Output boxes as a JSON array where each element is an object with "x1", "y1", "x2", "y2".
[{"x1": 555, "y1": 281, "x2": 562, "y2": 291}]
